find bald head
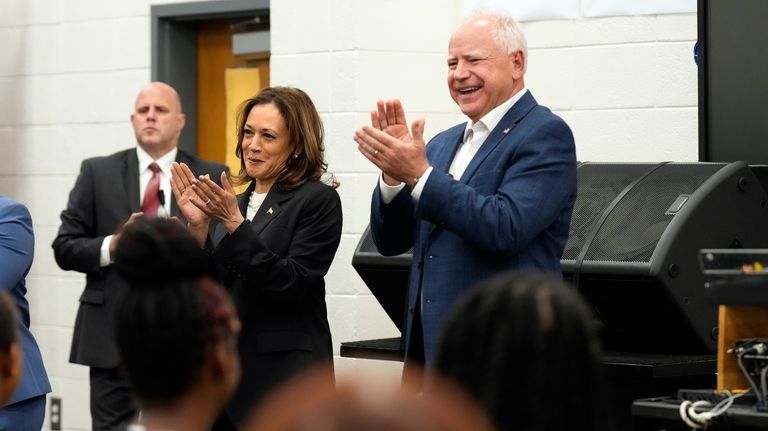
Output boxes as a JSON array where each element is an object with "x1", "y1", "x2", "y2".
[
  {"x1": 130, "y1": 82, "x2": 186, "y2": 159},
  {"x1": 135, "y1": 82, "x2": 183, "y2": 112}
]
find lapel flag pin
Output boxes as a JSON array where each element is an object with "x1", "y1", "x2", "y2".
[
  {"x1": 503, "y1": 128, "x2": 511, "y2": 134},
  {"x1": 268, "y1": 207, "x2": 274, "y2": 215}
]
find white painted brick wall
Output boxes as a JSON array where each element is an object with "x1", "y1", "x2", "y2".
[{"x1": 0, "y1": 0, "x2": 699, "y2": 429}]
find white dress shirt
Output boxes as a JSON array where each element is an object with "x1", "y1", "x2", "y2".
[{"x1": 99, "y1": 146, "x2": 178, "y2": 267}]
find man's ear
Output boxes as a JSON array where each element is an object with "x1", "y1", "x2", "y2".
[
  {"x1": 0, "y1": 343, "x2": 23, "y2": 405},
  {"x1": 177, "y1": 113, "x2": 187, "y2": 132},
  {"x1": 511, "y1": 50, "x2": 525, "y2": 80}
]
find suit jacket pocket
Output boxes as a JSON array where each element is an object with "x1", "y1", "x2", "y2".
[
  {"x1": 79, "y1": 288, "x2": 105, "y2": 305},
  {"x1": 255, "y1": 331, "x2": 313, "y2": 353}
]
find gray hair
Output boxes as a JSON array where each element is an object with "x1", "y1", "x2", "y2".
[{"x1": 463, "y1": 11, "x2": 528, "y2": 71}]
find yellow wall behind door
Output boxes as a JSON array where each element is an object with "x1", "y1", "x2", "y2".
[{"x1": 225, "y1": 68, "x2": 264, "y2": 193}]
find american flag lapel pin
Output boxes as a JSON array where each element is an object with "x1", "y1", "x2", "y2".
[
  {"x1": 267, "y1": 207, "x2": 273, "y2": 215},
  {"x1": 502, "y1": 128, "x2": 511, "y2": 134}
]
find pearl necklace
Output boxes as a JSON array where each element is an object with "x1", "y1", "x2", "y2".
[{"x1": 247, "y1": 190, "x2": 267, "y2": 220}]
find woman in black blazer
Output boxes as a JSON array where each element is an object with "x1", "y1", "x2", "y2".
[{"x1": 171, "y1": 87, "x2": 342, "y2": 430}]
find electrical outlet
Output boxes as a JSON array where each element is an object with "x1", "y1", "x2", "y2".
[{"x1": 50, "y1": 397, "x2": 62, "y2": 431}]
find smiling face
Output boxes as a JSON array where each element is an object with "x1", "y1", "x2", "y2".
[
  {"x1": 130, "y1": 82, "x2": 186, "y2": 158},
  {"x1": 241, "y1": 103, "x2": 293, "y2": 193},
  {"x1": 447, "y1": 16, "x2": 525, "y2": 123}
]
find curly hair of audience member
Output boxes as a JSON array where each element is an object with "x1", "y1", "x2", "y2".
[
  {"x1": 113, "y1": 218, "x2": 237, "y2": 407},
  {"x1": 433, "y1": 271, "x2": 609, "y2": 431}
]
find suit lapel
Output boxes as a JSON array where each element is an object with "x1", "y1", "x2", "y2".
[
  {"x1": 237, "y1": 181, "x2": 252, "y2": 219},
  {"x1": 124, "y1": 151, "x2": 141, "y2": 213},
  {"x1": 250, "y1": 187, "x2": 292, "y2": 235},
  {"x1": 431, "y1": 126, "x2": 465, "y2": 175},
  {"x1": 460, "y1": 91, "x2": 538, "y2": 183}
]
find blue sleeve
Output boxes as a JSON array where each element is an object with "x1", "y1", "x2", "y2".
[
  {"x1": 0, "y1": 199, "x2": 34, "y2": 290},
  {"x1": 369, "y1": 180, "x2": 416, "y2": 257}
]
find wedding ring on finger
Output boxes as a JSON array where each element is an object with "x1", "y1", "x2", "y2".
[
  {"x1": 373, "y1": 149, "x2": 379, "y2": 155},
  {"x1": 205, "y1": 198, "x2": 211, "y2": 205}
]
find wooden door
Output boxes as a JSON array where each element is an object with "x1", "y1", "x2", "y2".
[{"x1": 197, "y1": 20, "x2": 269, "y2": 184}]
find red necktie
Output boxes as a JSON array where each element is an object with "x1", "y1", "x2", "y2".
[{"x1": 141, "y1": 162, "x2": 161, "y2": 217}]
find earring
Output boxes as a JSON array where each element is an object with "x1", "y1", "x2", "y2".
[{"x1": 293, "y1": 154, "x2": 299, "y2": 159}]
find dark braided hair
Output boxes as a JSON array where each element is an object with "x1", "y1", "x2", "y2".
[
  {"x1": 113, "y1": 218, "x2": 237, "y2": 407},
  {"x1": 433, "y1": 271, "x2": 610, "y2": 431}
]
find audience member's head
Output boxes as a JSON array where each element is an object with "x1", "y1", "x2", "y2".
[
  {"x1": 114, "y1": 218, "x2": 240, "y2": 428},
  {"x1": 0, "y1": 290, "x2": 21, "y2": 406},
  {"x1": 433, "y1": 271, "x2": 609, "y2": 431},
  {"x1": 245, "y1": 365, "x2": 496, "y2": 431}
]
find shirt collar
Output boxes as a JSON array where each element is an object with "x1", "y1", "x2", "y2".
[
  {"x1": 136, "y1": 146, "x2": 178, "y2": 176},
  {"x1": 464, "y1": 88, "x2": 528, "y2": 141}
]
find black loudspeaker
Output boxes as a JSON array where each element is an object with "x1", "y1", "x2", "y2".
[
  {"x1": 352, "y1": 161, "x2": 768, "y2": 355},
  {"x1": 352, "y1": 230, "x2": 411, "y2": 334},
  {"x1": 565, "y1": 161, "x2": 768, "y2": 354}
]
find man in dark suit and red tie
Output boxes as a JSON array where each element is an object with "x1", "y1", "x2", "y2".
[
  {"x1": 353, "y1": 12, "x2": 577, "y2": 367},
  {"x1": 53, "y1": 82, "x2": 227, "y2": 431}
]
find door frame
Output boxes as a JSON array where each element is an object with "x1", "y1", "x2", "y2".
[{"x1": 150, "y1": 0, "x2": 270, "y2": 154}]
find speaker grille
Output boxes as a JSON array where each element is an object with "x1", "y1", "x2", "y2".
[
  {"x1": 584, "y1": 163, "x2": 725, "y2": 262},
  {"x1": 562, "y1": 164, "x2": 655, "y2": 260}
]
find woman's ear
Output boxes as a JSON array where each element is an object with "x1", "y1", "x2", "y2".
[{"x1": 208, "y1": 332, "x2": 241, "y2": 394}]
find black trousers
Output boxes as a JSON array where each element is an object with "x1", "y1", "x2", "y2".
[
  {"x1": 402, "y1": 296, "x2": 426, "y2": 390},
  {"x1": 89, "y1": 367, "x2": 136, "y2": 431}
]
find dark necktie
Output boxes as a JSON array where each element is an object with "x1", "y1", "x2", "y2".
[{"x1": 141, "y1": 162, "x2": 161, "y2": 216}]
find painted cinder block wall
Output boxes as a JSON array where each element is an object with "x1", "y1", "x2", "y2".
[{"x1": 0, "y1": 0, "x2": 697, "y2": 429}]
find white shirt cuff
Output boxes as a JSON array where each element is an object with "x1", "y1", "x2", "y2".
[
  {"x1": 409, "y1": 166, "x2": 433, "y2": 202},
  {"x1": 378, "y1": 175, "x2": 405, "y2": 204},
  {"x1": 100, "y1": 235, "x2": 113, "y2": 267}
]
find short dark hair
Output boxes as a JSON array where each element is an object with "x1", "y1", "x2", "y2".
[
  {"x1": 434, "y1": 271, "x2": 610, "y2": 431},
  {"x1": 113, "y1": 218, "x2": 237, "y2": 406},
  {"x1": 232, "y1": 86, "x2": 338, "y2": 190}
]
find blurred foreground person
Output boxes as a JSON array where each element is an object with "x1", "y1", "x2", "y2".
[
  {"x1": 113, "y1": 219, "x2": 241, "y2": 431},
  {"x1": 0, "y1": 196, "x2": 50, "y2": 430},
  {"x1": 246, "y1": 366, "x2": 496, "y2": 431},
  {"x1": 434, "y1": 271, "x2": 611, "y2": 431}
]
